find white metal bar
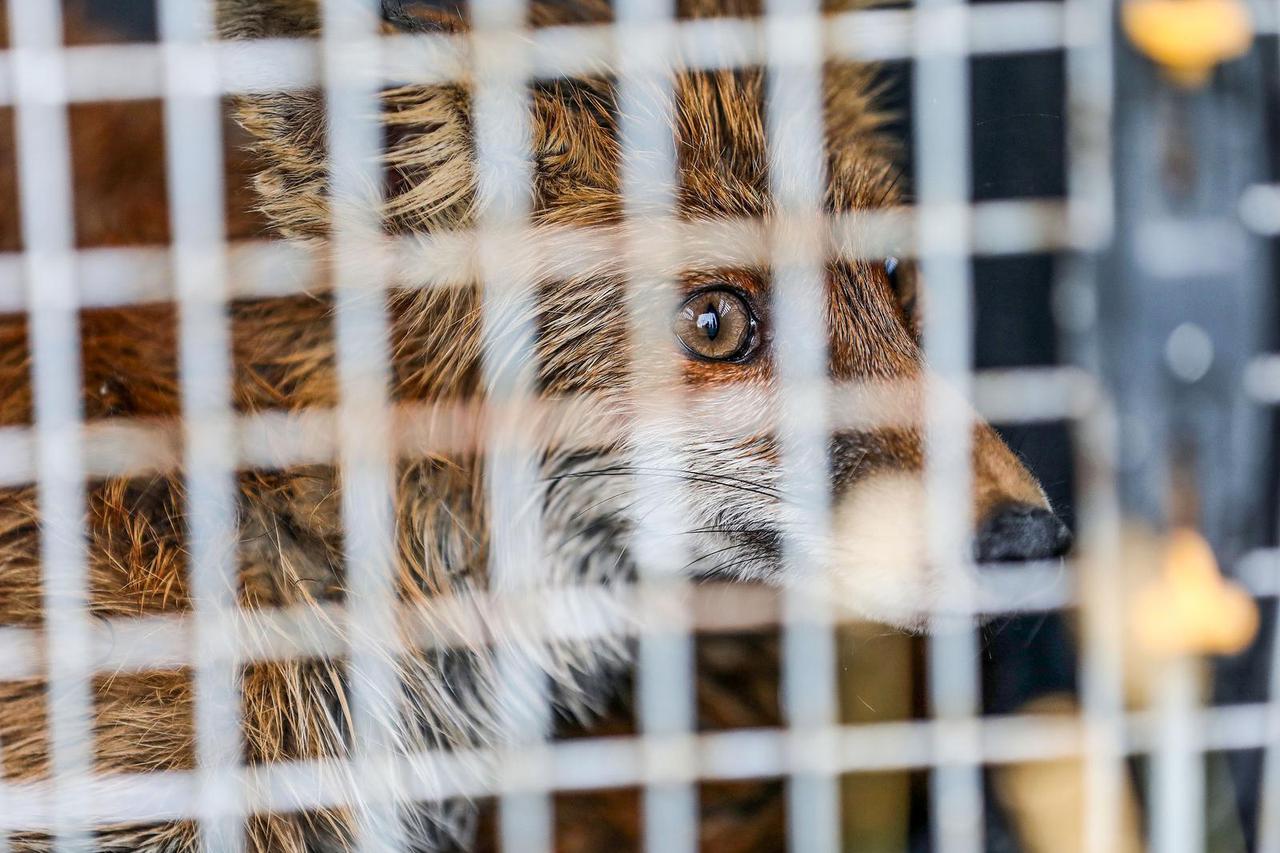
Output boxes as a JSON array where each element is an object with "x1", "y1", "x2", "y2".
[
  {"x1": 1152, "y1": 657, "x2": 1204, "y2": 853},
  {"x1": 6, "y1": 1, "x2": 94, "y2": 850},
  {"x1": 0, "y1": 198, "x2": 1093, "y2": 315},
  {"x1": 318, "y1": 0, "x2": 408, "y2": 848},
  {"x1": 761, "y1": 1, "x2": 841, "y2": 851},
  {"x1": 468, "y1": 0, "x2": 553, "y2": 850},
  {"x1": 1259, "y1": 590, "x2": 1280, "y2": 849},
  {"x1": 0, "y1": 366, "x2": 1099, "y2": 491},
  {"x1": 6, "y1": 701, "x2": 1280, "y2": 831},
  {"x1": 0, "y1": 562, "x2": 1081, "y2": 684},
  {"x1": 157, "y1": 1, "x2": 244, "y2": 850},
  {"x1": 913, "y1": 0, "x2": 984, "y2": 851},
  {"x1": 1255, "y1": 8, "x2": 1280, "y2": 848},
  {"x1": 1074, "y1": 406, "x2": 1131, "y2": 853},
  {"x1": 1058, "y1": 0, "x2": 1126, "y2": 849},
  {"x1": 613, "y1": 0, "x2": 699, "y2": 850},
  {"x1": 0, "y1": 6, "x2": 1081, "y2": 107}
]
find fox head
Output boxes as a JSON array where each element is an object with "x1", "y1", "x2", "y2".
[
  {"x1": 0, "y1": 3, "x2": 1075, "y2": 850},
  {"x1": 218, "y1": 0, "x2": 1068, "y2": 632}
]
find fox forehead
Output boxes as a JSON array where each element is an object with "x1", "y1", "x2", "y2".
[
  {"x1": 221, "y1": 0, "x2": 919, "y2": 402},
  {"x1": 226, "y1": 4, "x2": 900, "y2": 227},
  {"x1": 531, "y1": 65, "x2": 901, "y2": 224},
  {"x1": 527, "y1": 63, "x2": 915, "y2": 376}
]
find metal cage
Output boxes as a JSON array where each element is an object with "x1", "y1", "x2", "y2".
[{"x1": 0, "y1": 0, "x2": 1278, "y2": 851}]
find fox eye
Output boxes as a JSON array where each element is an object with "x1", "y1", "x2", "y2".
[
  {"x1": 884, "y1": 256, "x2": 900, "y2": 287},
  {"x1": 675, "y1": 288, "x2": 755, "y2": 361}
]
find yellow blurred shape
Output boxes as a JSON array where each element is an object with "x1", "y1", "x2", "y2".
[
  {"x1": 995, "y1": 695, "x2": 1145, "y2": 853},
  {"x1": 1122, "y1": 0, "x2": 1253, "y2": 86},
  {"x1": 1132, "y1": 527, "x2": 1258, "y2": 655}
]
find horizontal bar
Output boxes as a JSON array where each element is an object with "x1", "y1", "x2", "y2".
[
  {"x1": 7, "y1": 532, "x2": 1274, "y2": 685},
  {"x1": 1, "y1": 700, "x2": 1275, "y2": 831},
  {"x1": 0, "y1": 557, "x2": 1078, "y2": 682},
  {"x1": 0, "y1": 366, "x2": 1097, "y2": 487},
  {"x1": 0, "y1": 4, "x2": 1082, "y2": 109},
  {"x1": 0, "y1": 199, "x2": 1085, "y2": 314}
]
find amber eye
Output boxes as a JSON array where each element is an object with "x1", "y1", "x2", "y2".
[{"x1": 674, "y1": 288, "x2": 756, "y2": 361}]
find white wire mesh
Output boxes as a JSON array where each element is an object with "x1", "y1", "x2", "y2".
[
  {"x1": 466, "y1": 2, "x2": 561, "y2": 850},
  {"x1": 613, "y1": 0, "x2": 700, "y2": 850},
  {"x1": 761, "y1": 2, "x2": 842, "y2": 852},
  {"x1": 7, "y1": 1, "x2": 94, "y2": 849},
  {"x1": 158, "y1": 2, "x2": 245, "y2": 850},
  {"x1": 912, "y1": 0, "x2": 983, "y2": 847},
  {"x1": 1, "y1": 0, "x2": 1276, "y2": 851},
  {"x1": 318, "y1": 0, "x2": 412, "y2": 848}
]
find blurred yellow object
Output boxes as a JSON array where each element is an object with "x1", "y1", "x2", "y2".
[
  {"x1": 1132, "y1": 527, "x2": 1258, "y2": 655},
  {"x1": 995, "y1": 695, "x2": 1145, "y2": 853},
  {"x1": 1122, "y1": 0, "x2": 1253, "y2": 86}
]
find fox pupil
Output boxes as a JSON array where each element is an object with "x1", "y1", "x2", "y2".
[{"x1": 696, "y1": 308, "x2": 720, "y2": 340}]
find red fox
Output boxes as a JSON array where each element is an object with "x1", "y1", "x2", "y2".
[{"x1": 0, "y1": 0, "x2": 1069, "y2": 849}]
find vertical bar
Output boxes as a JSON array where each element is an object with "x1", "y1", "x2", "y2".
[
  {"x1": 1059, "y1": 0, "x2": 1124, "y2": 850},
  {"x1": 1152, "y1": 656, "x2": 1203, "y2": 853},
  {"x1": 318, "y1": 0, "x2": 407, "y2": 847},
  {"x1": 1076, "y1": 403, "x2": 1128, "y2": 853},
  {"x1": 157, "y1": 1, "x2": 244, "y2": 848},
  {"x1": 613, "y1": 3, "x2": 698, "y2": 852},
  {"x1": 763, "y1": 2, "x2": 840, "y2": 852},
  {"x1": 469, "y1": 2, "x2": 551, "y2": 850},
  {"x1": 0, "y1": 769, "x2": 7, "y2": 853},
  {"x1": 1262, "y1": 21, "x2": 1280, "y2": 841},
  {"x1": 1062, "y1": 0, "x2": 1115, "y2": 254},
  {"x1": 0, "y1": 736, "x2": 7, "y2": 853},
  {"x1": 1259, "y1": 584, "x2": 1280, "y2": 849},
  {"x1": 7, "y1": 1, "x2": 94, "y2": 849},
  {"x1": 914, "y1": 1, "x2": 983, "y2": 852}
]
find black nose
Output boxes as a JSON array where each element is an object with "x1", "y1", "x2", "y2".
[{"x1": 974, "y1": 503, "x2": 1072, "y2": 563}]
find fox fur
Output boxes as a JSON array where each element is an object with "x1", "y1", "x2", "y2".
[{"x1": 0, "y1": 1, "x2": 1050, "y2": 850}]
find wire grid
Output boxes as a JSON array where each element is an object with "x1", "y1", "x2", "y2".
[
  {"x1": 157, "y1": 3, "x2": 245, "y2": 851},
  {"x1": 7, "y1": 1, "x2": 94, "y2": 850},
  {"x1": 1, "y1": 0, "x2": 1278, "y2": 850},
  {"x1": 613, "y1": 1, "x2": 699, "y2": 851},
  {"x1": 763, "y1": 0, "x2": 841, "y2": 848},
  {"x1": 913, "y1": 0, "x2": 983, "y2": 849}
]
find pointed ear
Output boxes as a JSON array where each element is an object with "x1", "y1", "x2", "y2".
[{"x1": 220, "y1": 0, "x2": 475, "y2": 240}]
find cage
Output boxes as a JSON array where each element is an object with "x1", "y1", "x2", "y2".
[{"x1": 0, "y1": 0, "x2": 1277, "y2": 851}]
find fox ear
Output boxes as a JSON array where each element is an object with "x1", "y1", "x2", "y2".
[{"x1": 220, "y1": 1, "x2": 475, "y2": 240}]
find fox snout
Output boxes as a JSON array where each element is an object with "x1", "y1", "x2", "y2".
[
  {"x1": 975, "y1": 502, "x2": 1072, "y2": 564},
  {"x1": 969, "y1": 419, "x2": 1073, "y2": 563},
  {"x1": 826, "y1": 418, "x2": 1071, "y2": 628}
]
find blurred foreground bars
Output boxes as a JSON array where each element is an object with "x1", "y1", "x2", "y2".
[{"x1": 6, "y1": 0, "x2": 1280, "y2": 851}]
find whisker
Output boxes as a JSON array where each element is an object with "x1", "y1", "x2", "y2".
[
  {"x1": 680, "y1": 540, "x2": 777, "y2": 574},
  {"x1": 548, "y1": 465, "x2": 786, "y2": 503}
]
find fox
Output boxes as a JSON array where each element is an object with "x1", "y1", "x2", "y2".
[{"x1": 0, "y1": 0, "x2": 1071, "y2": 850}]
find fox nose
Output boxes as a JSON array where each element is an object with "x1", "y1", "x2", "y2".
[{"x1": 974, "y1": 502, "x2": 1072, "y2": 563}]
